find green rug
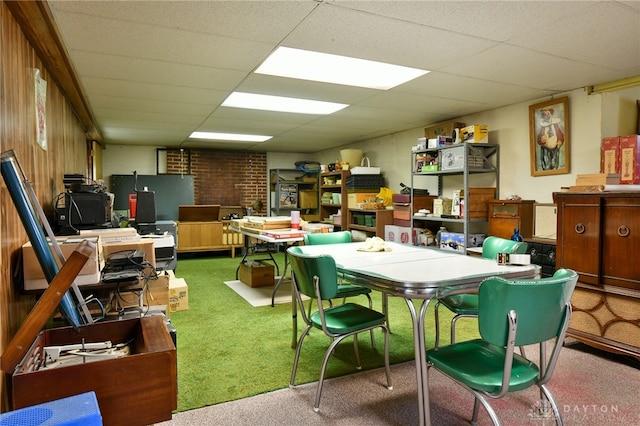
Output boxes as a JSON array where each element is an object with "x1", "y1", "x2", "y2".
[{"x1": 170, "y1": 252, "x2": 479, "y2": 412}]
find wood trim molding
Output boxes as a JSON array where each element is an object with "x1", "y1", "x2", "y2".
[{"x1": 5, "y1": 0, "x2": 101, "y2": 143}]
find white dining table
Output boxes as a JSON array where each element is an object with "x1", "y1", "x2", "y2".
[{"x1": 292, "y1": 241, "x2": 540, "y2": 426}]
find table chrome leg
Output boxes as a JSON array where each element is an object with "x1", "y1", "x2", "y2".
[{"x1": 404, "y1": 298, "x2": 432, "y2": 426}]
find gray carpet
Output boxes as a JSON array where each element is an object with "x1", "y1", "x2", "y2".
[{"x1": 158, "y1": 340, "x2": 639, "y2": 425}]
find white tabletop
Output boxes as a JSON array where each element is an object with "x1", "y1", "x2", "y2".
[{"x1": 295, "y1": 241, "x2": 539, "y2": 298}]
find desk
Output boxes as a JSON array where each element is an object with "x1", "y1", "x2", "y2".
[
  {"x1": 294, "y1": 242, "x2": 539, "y2": 426},
  {"x1": 230, "y1": 225, "x2": 304, "y2": 306}
]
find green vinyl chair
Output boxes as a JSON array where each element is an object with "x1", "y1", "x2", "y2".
[
  {"x1": 288, "y1": 246, "x2": 392, "y2": 412},
  {"x1": 304, "y1": 231, "x2": 379, "y2": 342},
  {"x1": 434, "y1": 236, "x2": 528, "y2": 348},
  {"x1": 426, "y1": 268, "x2": 578, "y2": 425}
]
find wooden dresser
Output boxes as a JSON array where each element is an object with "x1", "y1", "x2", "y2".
[
  {"x1": 487, "y1": 199, "x2": 535, "y2": 239},
  {"x1": 553, "y1": 191, "x2": 640, "y2": 359}
]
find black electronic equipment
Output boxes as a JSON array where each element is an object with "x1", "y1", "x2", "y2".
[
  {"x1": 106, "y1": 251, "x2": 146, "y2": 271},
  {"x1": 56, "y1": 192, "x2": 113, "y2": 233},
  {"x1": 135, "y1": 190, "x2": 157, "y2": 224}
]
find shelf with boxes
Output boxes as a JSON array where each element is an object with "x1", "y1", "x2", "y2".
[
  {"x1": 319, "y1": 170, "x2": 350, "y2": 228},
  {"x1": 410, "y1": 142, "x2": 499, "y2": 254},
  {"x1": 347, "y1": 208, "x2": 394, "y2": 239},
  {"x1": 269, "y1": 168, "x2": 320, "y2": 220}
]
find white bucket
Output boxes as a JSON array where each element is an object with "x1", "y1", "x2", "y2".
[{"x1": 340, "y1": 149, "x2": 363, "y2": 168}]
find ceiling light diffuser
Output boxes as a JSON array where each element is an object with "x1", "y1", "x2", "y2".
[
  {"x1": 222, "y1": 92, "x2": 348, "y2": 115},
  {"x1": 256, "y1": 46, "x2": 429, "y2": 90},
  {"x1": 189, "y1": 132, "x2": 272, "y2": 142}
]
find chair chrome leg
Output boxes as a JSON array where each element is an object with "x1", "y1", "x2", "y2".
[
  {"x1": 471, "y1": 397, "x2": 480, "y2": 425},
  {"x1": 353, "y1": 334, "x2": 362, "y2": 369},
  {"x1": 470, "y1": 391, "x2": 501, "y2": 426},
  {"x1": 434, "y1": 301, "x2": 442, "y2": 348},
  {"x1": 366, "y1": 293, "x2": 376, "y2": 349},
  {"x1": 539, "y1": 384, "x2": 564, "y2": 426},
  {"x1": 314, "y1": 335, "x2": 347, "y2": 412},
  {"x1": 290, "y1": 325, "x2": 312, "y2": 387}
]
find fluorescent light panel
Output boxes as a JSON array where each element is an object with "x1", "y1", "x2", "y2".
[
  {"x1": 256, "y1": 46, "x2": 429, "y2": 90},
  {"x1": 189, "y1": 131, "x2": 271, "y2": 142},
  {"x1": 222, "y1": 92, "x2": 348, "y2": 115}
]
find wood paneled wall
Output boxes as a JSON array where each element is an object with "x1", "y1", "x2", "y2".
[{"x1": 0, "y1": 3, "x2": 90, "y2": 410}]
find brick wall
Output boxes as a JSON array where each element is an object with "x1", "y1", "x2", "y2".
[{"x1": 166, "y1": 149, "x2": 267, "y2": 214}]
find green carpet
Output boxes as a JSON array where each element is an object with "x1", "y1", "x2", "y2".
[{"x1": 169, "y1": 251, "x2": 479, "y2": 412}]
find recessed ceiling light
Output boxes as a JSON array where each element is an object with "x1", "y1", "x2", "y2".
[
  {"x1": 222, "y1": 92, "x2": 348, "y2": 115},
  {"x1": 189, "y1": 132, "x2": 272, "y2": 142},
  {"x1": 256, "y1": 46, "x2": 429, "y2": 90}
]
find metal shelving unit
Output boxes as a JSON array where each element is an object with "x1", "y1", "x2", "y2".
[
  {"x1": 410, "y1": 143, "x2": 500, "y2": 254},
  {"x1": 269, "y1": 168, "x2": 319, "y2": 217}
]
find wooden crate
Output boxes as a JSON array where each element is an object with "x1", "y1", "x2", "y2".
[
  {"x1": 1, "y1": 242, "x2": 177, "y2": 426},
  {"x1": 461, "y1": 187, "x2": 496, "y2": 220},
  {"x1": 239, "y1": 261, "x2": 274, "y2": 287}
]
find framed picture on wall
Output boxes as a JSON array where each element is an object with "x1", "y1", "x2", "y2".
[{"x1": 529, "y1": 96, "x2": 570, "y2": 176}]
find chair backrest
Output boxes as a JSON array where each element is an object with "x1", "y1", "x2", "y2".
[
  {"x1": 478, "y1": 268, "x2": 578, "y2": 347},
  {"x1": 287, "y1": 247, "x2": 340, "y2": 300},
  {"x1": 304, "y1": 230, "x2": 352, "y2": 245},
  {"x1": 481, "y1": 236, "x2": 528, "y2": 260}
]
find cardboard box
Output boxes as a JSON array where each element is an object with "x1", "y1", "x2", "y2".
[
  {"x1": 440, "y1": 232, "x2": 486, "y2": 253},
  {"x1": 619, "y1": 134, "x2": 640, "y2": 184},
  {"x1": 600, "y1": 136, "x2": 620, "y2": 174},
  {"x1": 22, "y1": 238, "x2": 101, "y2": 291},
  {"x1": 169, "y1": 277, "x2": 189, "y2": 312},
  {"x1": 424, "y1": 121, "x2": 465, "y2": 139},
  {"x1": 393, "y1": 203, "x2": 411, "y2": 221},
  {"x1": 439, "y1": 145, "x2": 485, "y2": 171},
  {"x1": 433, "y1": 198, "x2": 453, "y2": 216},
  {"x1": 239, "y1": 260, "x2": 274, "y2": 287},
  {"x1": 384, "y1": 225, "x2": 421, "y2": 246},
  {"x1": 347, "y1": 192, "x2": 378, "y2": 208},
  {"x1": 116, "y1": 274, "x2": 170, "y2": 311},
  {"x1": 101, "y1": 239, "x2": 156, "y2": 269},
  {"x1": 534, "y1": 203, "x2": 557, "y2": 240},
  {"x1": 461, "y1": 125, "x2": 488, "y2": 143}
]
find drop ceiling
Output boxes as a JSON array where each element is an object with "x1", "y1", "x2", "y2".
[{"x1": 47, "y1": 0, "x2": 640, "y2": 153}]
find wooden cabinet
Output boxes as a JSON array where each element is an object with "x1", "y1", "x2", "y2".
[
  {"x1": 487, "y1": 199, "x2": 535, "y2": 239},
  {"x1": 177, "y1": 221, "x2": 243, "y2": 256},
  {"x1": 319, "y1": 170, "x2": 350, "y2": 229},
  {"x1": 554, "y1": 191, "x2": 640, "y2": 359},
  {"x1": 347, "y1": 208, "x2": 394, "y2": 238},
  {"x1": 176, "y1": 205, "x2": 243, "y2": 256}
]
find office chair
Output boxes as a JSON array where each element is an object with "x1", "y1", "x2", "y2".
[
  {"x1": 426, "y1": 269, "x2": 578, "y2": 425},
  {"x1": 288, "y1": 247, "x2": 392, "y2": 412},
  {"x1": 434, "y1": 236, "x2": 528, "y2": 347}
]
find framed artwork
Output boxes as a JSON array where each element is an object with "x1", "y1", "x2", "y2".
[
  {"x1": 34, "y1": 69, "x2": 48, "y2": 150},
  {"x1": 529, "y1": 96, "x2": 570, "y2": 176}
]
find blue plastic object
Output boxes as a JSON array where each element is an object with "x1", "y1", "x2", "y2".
[{"x1": 0, "y1": 392, "x2": 102, "y2": 426}]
